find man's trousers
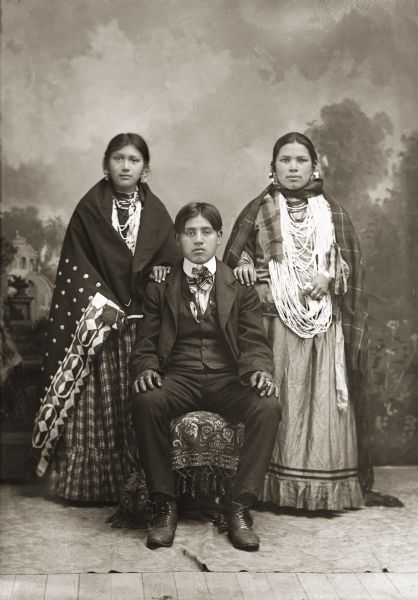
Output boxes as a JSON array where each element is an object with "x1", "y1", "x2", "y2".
[{"x1": 132, "y1": 369, "x2": 281, "y2": 501}]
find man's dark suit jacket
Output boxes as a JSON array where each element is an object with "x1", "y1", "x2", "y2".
[{"x1": 130, "y1": 258, "x2": 274, "y2": 385}]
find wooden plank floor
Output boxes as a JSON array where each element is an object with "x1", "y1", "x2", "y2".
[{"x1": 1, "y1": 573, "x2": 417, "y2": 600}]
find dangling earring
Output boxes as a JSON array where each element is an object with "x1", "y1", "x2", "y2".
[
  {"x1": 269, "y1": 163, "x2": 278, "y2": 186},
  {"x1": 311, "y1": 161, "x2": 320, "y2": 180},
  {"x1": 104, "y1": 170, "x2": 109, "y2": 181},
  {"x1": 140, "y1": 165, "x2": 150, "y2": 183}
]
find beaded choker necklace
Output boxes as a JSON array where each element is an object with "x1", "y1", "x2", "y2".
[
  {"x1": 114, "y1": 188, "x2": 139, "y2": 210},
  {"x1": 286, "y1": 198, "x2": 308, "y2": 210},
  {"x1": 112, "y1": 187, "x2": 141, "y2": 254},
  {"x1": 287, "y1": 199, "x2": 308, "y2": 216}
]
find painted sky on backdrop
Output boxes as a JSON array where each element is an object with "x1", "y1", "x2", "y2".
[{"x1": 2, "y1": 0, "x2": 418, "y2": 235}]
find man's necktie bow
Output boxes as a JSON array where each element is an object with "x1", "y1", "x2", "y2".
[{"x1": 187, "y1": 265, "x2": 214, "y2": 294}]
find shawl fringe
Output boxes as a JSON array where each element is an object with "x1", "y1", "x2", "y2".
[{"x1": 223, "y1": 188, "x2": 371, "y2": 493}]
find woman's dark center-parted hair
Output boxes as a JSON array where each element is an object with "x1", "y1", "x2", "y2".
[
  {"x1": 102, "y1": 133, "x2": 150, "y2": 171},
  {"x1": 174, "y1": 202, "x2": 223, "y2": 234},
  {"x1": 272, "y1": 131, "x2": 318, "y2": 165}
]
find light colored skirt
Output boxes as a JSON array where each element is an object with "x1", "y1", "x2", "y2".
[
  {"x1": 49, "y1": 323, "x2": 140, "y2": 502},
  {"x1": 261, "y1": 317, "x2": 364, "y2": 510}
]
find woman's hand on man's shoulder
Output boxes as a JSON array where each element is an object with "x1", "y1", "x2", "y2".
[
  {"x1": 149, "y1": 265, "x2": 171, "y2": 283},
  {"x1": 233, "y1": 265, "x2": 257, "y2": 287}
]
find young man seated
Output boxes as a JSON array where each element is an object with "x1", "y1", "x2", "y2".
[{"x1": 130, "y1": 202, "x2": 280, "y2": 551}]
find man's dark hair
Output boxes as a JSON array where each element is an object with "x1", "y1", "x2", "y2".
[{"x1": 174, "y1": 202, "x2": 223, "y2": 234}]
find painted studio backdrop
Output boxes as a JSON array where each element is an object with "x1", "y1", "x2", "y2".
[{"x1": 1, "y1": 0, "x2": 418, "y2": 474}]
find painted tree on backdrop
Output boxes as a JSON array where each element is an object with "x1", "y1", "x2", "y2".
[
  {"x1": 389, "y1": 132, "x2": 418, "y2": 329},
  {"x1": 305, "y1": 98, "x2": 401, "y2": 313},
  {"x1": 306, "y1": 100, "x2": 418, "y2": 464}
]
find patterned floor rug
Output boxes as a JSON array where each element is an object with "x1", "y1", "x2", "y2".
[{"x1": 0, "y1": 466, "x2": 416, "y2": 574}]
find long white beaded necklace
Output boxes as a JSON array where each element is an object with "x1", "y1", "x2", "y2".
[
  {"x1": 111, "y1": 188, "x2": 141, "y2": 254},
  {"x1": 269, "y1": 194, "x2": 334, "y2": 338}
]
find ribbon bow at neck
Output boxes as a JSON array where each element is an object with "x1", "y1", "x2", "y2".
[{"x1": 186, "y1": 265, "x2": 214, "y2": 294}]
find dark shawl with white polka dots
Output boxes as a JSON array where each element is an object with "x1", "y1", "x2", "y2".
[{"x1": 31, "y1": 179, "x2": 180, "y2": 476}]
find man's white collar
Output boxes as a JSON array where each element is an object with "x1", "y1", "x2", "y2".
[{"x1": 183, "y1": 256, "x2": 217, "y2": 277}]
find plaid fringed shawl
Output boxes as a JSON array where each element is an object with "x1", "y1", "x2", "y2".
[
  {"x1": 223, "y1": 187, "x2": 271, "y2": 268},
  {"x1": 223, "y1": 187, "x2": 372, "y2": 493},
  {"x1": 223, "y1": 186, "x2": 368, "y2": 374}
]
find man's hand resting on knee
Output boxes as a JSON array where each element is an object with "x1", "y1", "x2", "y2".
[
  {"x1": 134, "y1": 369, "x2": 163, "y2": 393},
  {"x1": 250, "y1": 371, "x2": 279, "y2": 398}
]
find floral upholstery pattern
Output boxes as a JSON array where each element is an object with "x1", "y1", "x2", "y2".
[{"x1": 171, "y1": 411, "x2": 244, "y2": 470}]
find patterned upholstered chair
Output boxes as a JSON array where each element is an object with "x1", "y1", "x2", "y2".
[
  {"x1": 170, "y1": 411, "x2": 244, "y2": 498},
  {"x1": 112, "y1": 411, "x2": 244, "y2": 528}
]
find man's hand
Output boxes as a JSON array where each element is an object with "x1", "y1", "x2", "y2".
[
  {"x1": 233, "y1": 265, "x2": 257, "y2": 286},
  {"x1": 135, "y1": 369, "x2": 162, "y2": 392},
  {"x1": 250, "y1": 371, "x2": 279, "y2": 398},
  {"x1": 149, "y1": 265, "x2": 171, "y2": 283}
]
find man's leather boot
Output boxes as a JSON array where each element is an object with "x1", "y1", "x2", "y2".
[
  {"x1": 147, "y1": 500, "x2": 178, "y2": 549},
  {"x1": 227, "y1": 501, "x2": 260, "y2": 551}
]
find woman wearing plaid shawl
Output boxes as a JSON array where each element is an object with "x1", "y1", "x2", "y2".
[
  {"x1": 31, "y1": 133, "x2": 181, "y2": 501},
  {"x1": 223, "y1": 132, "x2": 372, "y2": 510}
]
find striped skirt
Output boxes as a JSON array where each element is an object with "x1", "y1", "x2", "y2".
[
  {"x1": 49, "y1": 322, "x2": 141, "y2": 502},
  {"x1": 261, "y1": 317, "x2": 364, "y2": 510}
]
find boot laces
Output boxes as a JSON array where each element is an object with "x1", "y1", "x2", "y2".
[
  {"x1": 235, "y1": 506, "x2": 252, "y2": 530},
  {"x1": 153, "y1": 502, "x2": 174, "y2": 527}
]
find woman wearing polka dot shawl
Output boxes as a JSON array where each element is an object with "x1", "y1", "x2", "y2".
[{"x1": 31, "y1": 133, "x2": 181, "y2": 501}]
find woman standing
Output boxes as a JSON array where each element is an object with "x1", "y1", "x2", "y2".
[
  {"x1": 224, "y1": 132, "x2": 371, "y2": 510},
  {"x1": 31, "y1": 133, "x2": 181, "y2": 501}
]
